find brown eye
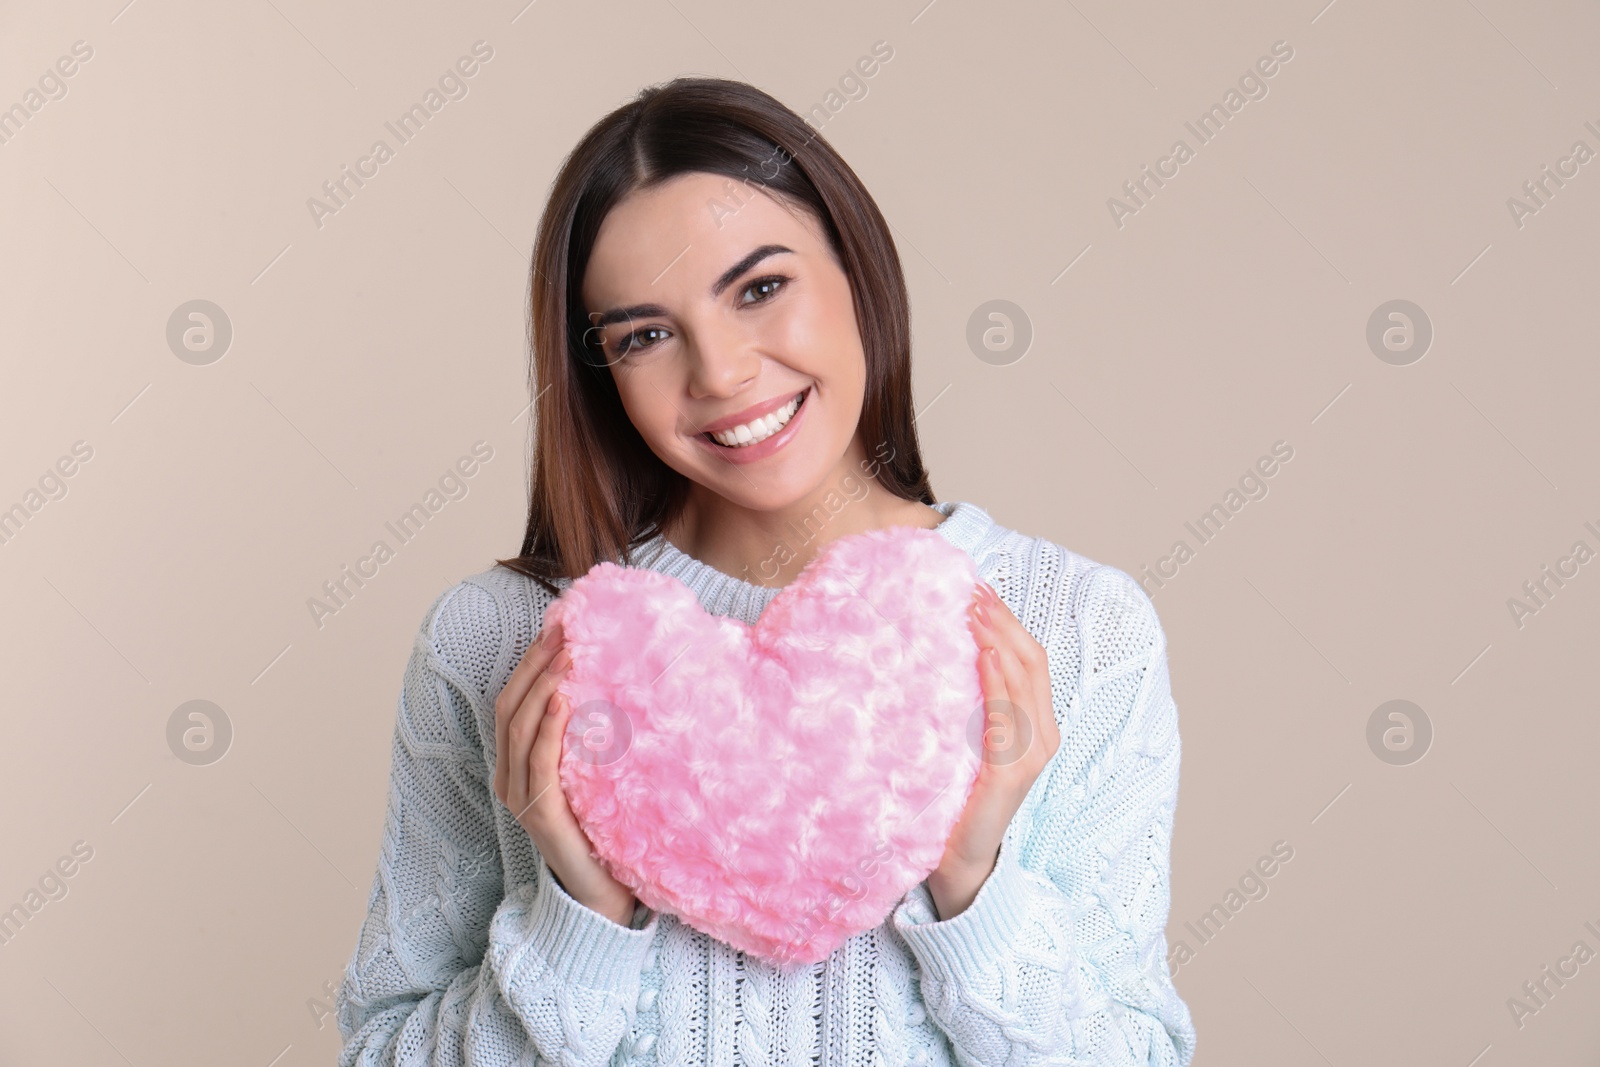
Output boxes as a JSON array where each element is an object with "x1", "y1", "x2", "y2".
[
  {"x1": 616, "y1": 326, "x2": 670, "y2": 357},
  {"x1": 741, "y1": 275, "x2": 789, "y2": 305}
]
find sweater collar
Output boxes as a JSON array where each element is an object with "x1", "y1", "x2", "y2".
[{"x1": 628, "y1": 499, "x2": 995, "y2": 614}]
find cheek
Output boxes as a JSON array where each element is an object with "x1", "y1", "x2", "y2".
[
  {"x1": 613, "y1": 372, "x2": 679, "y2": 442},
  {"x1": 816, "y1": 280, "x2": 864, "y2": 352},
  {"x1": 780, "y1": 287, "x2": 866, "y2": 387},
  {"x1": 767, "y1": 299, "x2": 827, "y2": 354}
]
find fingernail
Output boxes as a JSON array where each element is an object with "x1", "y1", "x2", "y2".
[
  {"x1": 972, "y1": 599, "x2": 990, "y2": 624},
  {"x1": 552, "y1": 649, "x2": 571, "y2": 670}
]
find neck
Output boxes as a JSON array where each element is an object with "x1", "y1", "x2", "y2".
[{"x1": 663, "y1": 447, "x2": 940, "y2": 588}]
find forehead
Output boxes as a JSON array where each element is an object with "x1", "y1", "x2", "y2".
[{"x1": 581, "y1": 172, "x2": 821, "y2": 306}]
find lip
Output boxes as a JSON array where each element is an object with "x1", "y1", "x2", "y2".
[
  {"x1": 698, "y1": 387, "x2": 809, "y2": 435},
  {"x1": 694, "y1": 385, "x2": 812, "y2": 464}
]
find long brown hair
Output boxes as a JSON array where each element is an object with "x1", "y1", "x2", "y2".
[{"x1": 494, "y1": 76, "x2": 933, "y2": 596}]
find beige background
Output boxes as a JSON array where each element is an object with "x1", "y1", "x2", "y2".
[{"x1": 2, "y1": 0, "x2": 1597, "y2": 1063}]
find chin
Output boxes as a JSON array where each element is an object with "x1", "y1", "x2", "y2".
[{"x1": 719, "y1": 483, "x2": 814, "y2": 512}]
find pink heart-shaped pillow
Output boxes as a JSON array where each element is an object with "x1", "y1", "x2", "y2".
[{"x1": 543, "y1": 523, "x2": 984, "y2": 967}]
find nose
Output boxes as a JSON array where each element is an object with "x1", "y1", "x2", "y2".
[{"x1": 683, "y1": 317, "x2": 761, "y2": 400}]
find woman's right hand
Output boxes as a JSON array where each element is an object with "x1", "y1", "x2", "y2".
[{"x1": 493, "y1": 618, "x2": 639, "y2": 927}]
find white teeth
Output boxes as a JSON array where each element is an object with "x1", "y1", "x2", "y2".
[{"x1": 708, "y1": 390, "x2": 805, "y2": 448}]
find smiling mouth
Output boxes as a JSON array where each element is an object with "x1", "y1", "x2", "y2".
[{"x1": 701, "y1": 387, "x2": 809, "y2": 448}]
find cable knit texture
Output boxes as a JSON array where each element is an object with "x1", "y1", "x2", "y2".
[{"x1": 335, "y1": 499, "x2": 1197, "y2": 1066}]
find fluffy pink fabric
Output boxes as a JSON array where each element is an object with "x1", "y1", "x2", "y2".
[{"x1": 543, "y1": 524, "x2": 984, "y2": 967}]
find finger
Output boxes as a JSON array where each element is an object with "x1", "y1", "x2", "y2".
[
  {"x1": 500, "y1": 620, "x2": 565, "y2": 728},
  {"x1": 967, "y1": 583, "x2": 995, "y2": 642},
  {"x1": 976, "y1": 583, "x2": 1030, "y2": 648},
  {"x1": 990, "y1": 640, "x2": 1048, "y2": 767},
  {"x1": 497, "y1": 622, "x2": 564, "y2": 795},
  {"x1": 508, "y1": 647, "x2": 571, "y2": 809},
  {"x1": 522, "y1": 690, "x2": 573, "y2": 823},
  {"x1": 498, "y1": 627, "x2": 557, "y2": 796},
  {"x1": 969, "y1": 591, "x2": 1018, "y2": 709},
  {"x1": 974, "y1": 587, "x2": 1058, "y2": 755},
  {"x1": 975, "y1": 645, "x2": 1014, "y2": 764},
  {"x1": 530, "y1": 683, "x2": 577, "y2": 790},
  {"x1": 967, "y1": 582, "x2": 992, "y2": 634}
]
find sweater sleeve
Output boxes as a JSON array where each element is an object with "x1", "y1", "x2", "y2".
[
  {"x1": 890, "y1": 564, "x2": 1196, "y2": 1066},
  {"x1": 335, "y1": 581, "x2": 660, "y2": 1066}
]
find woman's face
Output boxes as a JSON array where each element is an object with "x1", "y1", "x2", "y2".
[{"x1": 579, "y1": 171, "x2": 869, "y2": 512}]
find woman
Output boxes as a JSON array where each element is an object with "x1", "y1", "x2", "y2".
[{"x1": 335, "y1": 76, "x2": 1195, "y2": 1066}]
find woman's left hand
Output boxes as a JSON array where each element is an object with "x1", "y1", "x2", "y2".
[{"x1": 926, "y1": 580, "x2": 1062, "y2": 920}]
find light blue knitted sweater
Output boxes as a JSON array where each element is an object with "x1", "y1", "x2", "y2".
[{"x1": 335, "y1": 499, "x2": 1196, "y2": 1065}]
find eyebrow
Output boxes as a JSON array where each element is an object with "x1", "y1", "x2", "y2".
[{"x1": 588, "y1": 244, "x2": 794, "y2": 330}]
